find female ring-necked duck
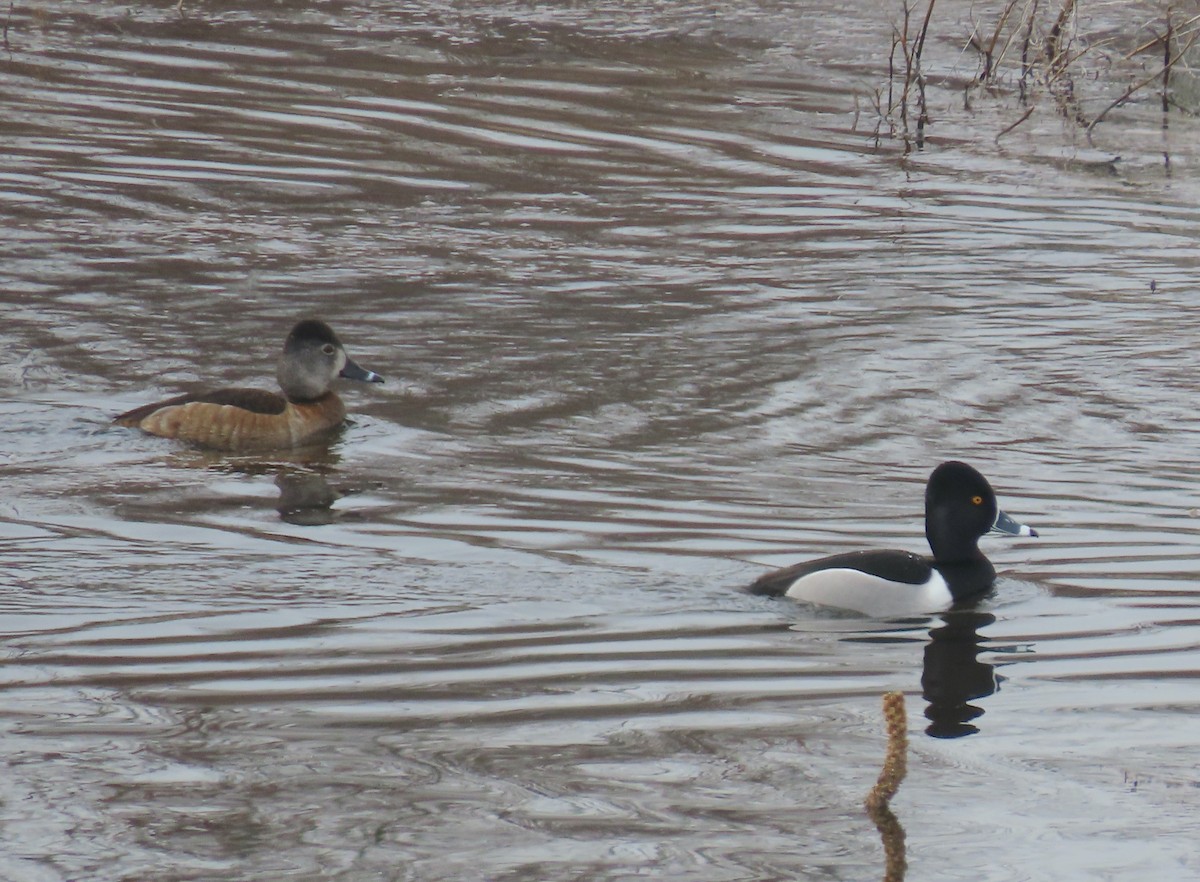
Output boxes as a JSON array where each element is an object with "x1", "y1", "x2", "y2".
[
  {"x1": 748, "y1": 461, "x2": 1036, "y2": 616},
  {"x1": 114, "y1": 319, "x2": 383, "y2": 451}
]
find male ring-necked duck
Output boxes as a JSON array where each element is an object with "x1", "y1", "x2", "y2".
[
  {"x1": 114, "y1": 319, "x2": 383, "y2": 451},
  {"x1": 748, "y1": 461, "x2": 1036, "y2": 615}
]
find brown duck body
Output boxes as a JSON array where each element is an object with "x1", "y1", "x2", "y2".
[{"x1": 114, "y1": 388, "x2": 349, "y2": 452}]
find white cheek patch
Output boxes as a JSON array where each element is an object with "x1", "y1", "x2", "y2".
[{"x1": 785, "y1": 568, "x2": 953, "y2": 617}]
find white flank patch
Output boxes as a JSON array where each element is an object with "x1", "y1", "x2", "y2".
[{"x1": 784, "y1": 567, "x2": 953, "y2": 617}]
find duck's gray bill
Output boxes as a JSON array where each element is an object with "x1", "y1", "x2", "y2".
[
  {"x1": 992, "y1": 509, "x2": 1037, "y2": 538},
  {"x1": 340, "y1": 357, "x2": 384, "y2": 384}
]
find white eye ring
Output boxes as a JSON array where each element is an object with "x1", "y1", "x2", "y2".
[{"x1": 321, "y1": 344, "x2": 336, "y2": 355}]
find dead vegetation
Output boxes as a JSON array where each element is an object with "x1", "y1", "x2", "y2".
[
  {"x1": 865, "y1": 691, "x2": 908, "y2": 882},
  {"x1": 871, "y1": 1, "x2": 1200, "y2": 150}
]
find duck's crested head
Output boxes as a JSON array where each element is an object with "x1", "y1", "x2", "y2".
[
  {"x1": 277, "y1": 319, "x2": 382, "y2": 402},
  {"x1": 926, "y1": 460, "x2": 995, "y2": 507},
  {"x1": 924, "y1": 460, "x2": 999, "y2": 563},
  {"x1": 284, "y1": 319, "x2": 341, "y2": 351}
]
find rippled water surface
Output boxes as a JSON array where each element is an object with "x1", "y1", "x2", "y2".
[{"x1": 3, "y1": 1, "x2": 1200, "y2": 879}]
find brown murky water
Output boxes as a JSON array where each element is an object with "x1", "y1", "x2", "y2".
[{"x1": 3, "y1": 1, "x2": 1200, "y2": 879}]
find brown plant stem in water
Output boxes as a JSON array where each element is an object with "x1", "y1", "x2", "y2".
[
  {"x1": 866, "y1": 692, "x2": 908, "y2": 882},
  {"x1": 890, "y1": 1, "x2": 936, "y2": 149},
  {"x1": 1045, "y1": 0, "x2": 1077, "y2": 72},
  {"x1": 1162, "y1": 7, "x2": 1172, "y2": 118},
  {"x1": 995, "y1": 105, "x2": 1036, "y2": 140},
  {"x1": 866, "y1": 691, "x2": 908, "y2": 811}
]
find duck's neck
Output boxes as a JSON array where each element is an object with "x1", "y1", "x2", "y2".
[
  {"x1": 927, "y1": 523, "x2": 995, "y2": 602},
  {"x1": 925, "y1": 504, "x2": 988, "y2": 565},
  {"x1": 932, "y1": 558, "x2": 998, "y2": 603},
  {"x1": 284, "y1": 389, "x2": 335, "y2": 405},
  {"x1": 278, "y1": 361, "x2": 330, "y2": 402},
  {"x1": 926, "y1": 532, "x2": 988, "y2": 565}
]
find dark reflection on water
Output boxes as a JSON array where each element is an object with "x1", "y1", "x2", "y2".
[
  {"x1": 274, "y1": 469, "x2": 341, "y2": 525},
  {"x1": 4, "y1": 0, "x2": 1200, "y2": 879},
  {"x1": 833, "y1": 611, "x2": 1005, "y2": 738},
  {"x1": 921, "y1": 612, "x2": 999, "y2": 739}
]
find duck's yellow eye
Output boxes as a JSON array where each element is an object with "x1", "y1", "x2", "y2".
[{"x1": 971, "y1": 495, "x2": 983, "y2": 505}]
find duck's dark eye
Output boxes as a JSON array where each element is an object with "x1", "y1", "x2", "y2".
[
  {"x1": 971, "y1": 495, "x2": 983, "y2": 505},
  {"x1": 321, "y1": 344, "x2": 336, "y2": 356}
]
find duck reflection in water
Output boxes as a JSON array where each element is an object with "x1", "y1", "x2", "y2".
[
  {"x1": 275, "y1": 469, "x2": 343, "y2": 526},
  {"x1": 922, "y1": 610, "x2": 1003, "y2": 738}
]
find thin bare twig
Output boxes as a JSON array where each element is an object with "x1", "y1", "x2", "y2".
[
  {"x1": 995, "y1": 106, "x2": 1036, "y2": 140},
  {"x1": 1162, "y1": 8, "x2": 1173, "y2": 116},
  {"x1": 898, "y1": 4, "x2": 912, "y2": 129},
  {"x1": 912, "y1": 0, "x2": 937, "y2": 72},
  {"x1": 1128, "y1": 12, "x2": 1200, "y2": 58},
  {"x1": 1087, "y1": 25, "x2": 1200, "y2": 134}
]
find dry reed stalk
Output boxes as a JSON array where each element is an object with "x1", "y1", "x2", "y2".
[
  {"x1": 974, "y1": 0, "x2": 1023, "y2": 82},
  {"x1": 888, "y1": 22, "x2": 901, "y2": 117},
  {"x1": 911, "y1": 0, "x2": 936, "y2": 70},
  {"x1": 866, "y1": 691, "x2": 908, "y2": 882},
  {"x1": 866, "y1": 691, "x2": 908, "y2": 811},
  {"x1": 892, "y1": 1, "x2": 936, "y2": 147},
  {"x1": 1164, "y1": 8, "x2": 1173, "y2": 115},
  {"x1": 1019, "y1": 0, "x2": 1040, "y2": 100},
  {"x1": 897, "y1": 2, "x2": 912, "y2": 129},
  {"x1": 1045, "y1": 0, "x2": 1077, "y2": 72},
  {"x1": 912, "y1": 0, "x2": 936, "y2": 145},
  {"x1": 1128, "y1": 11, "x2": 1200, "y2": 57}
]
